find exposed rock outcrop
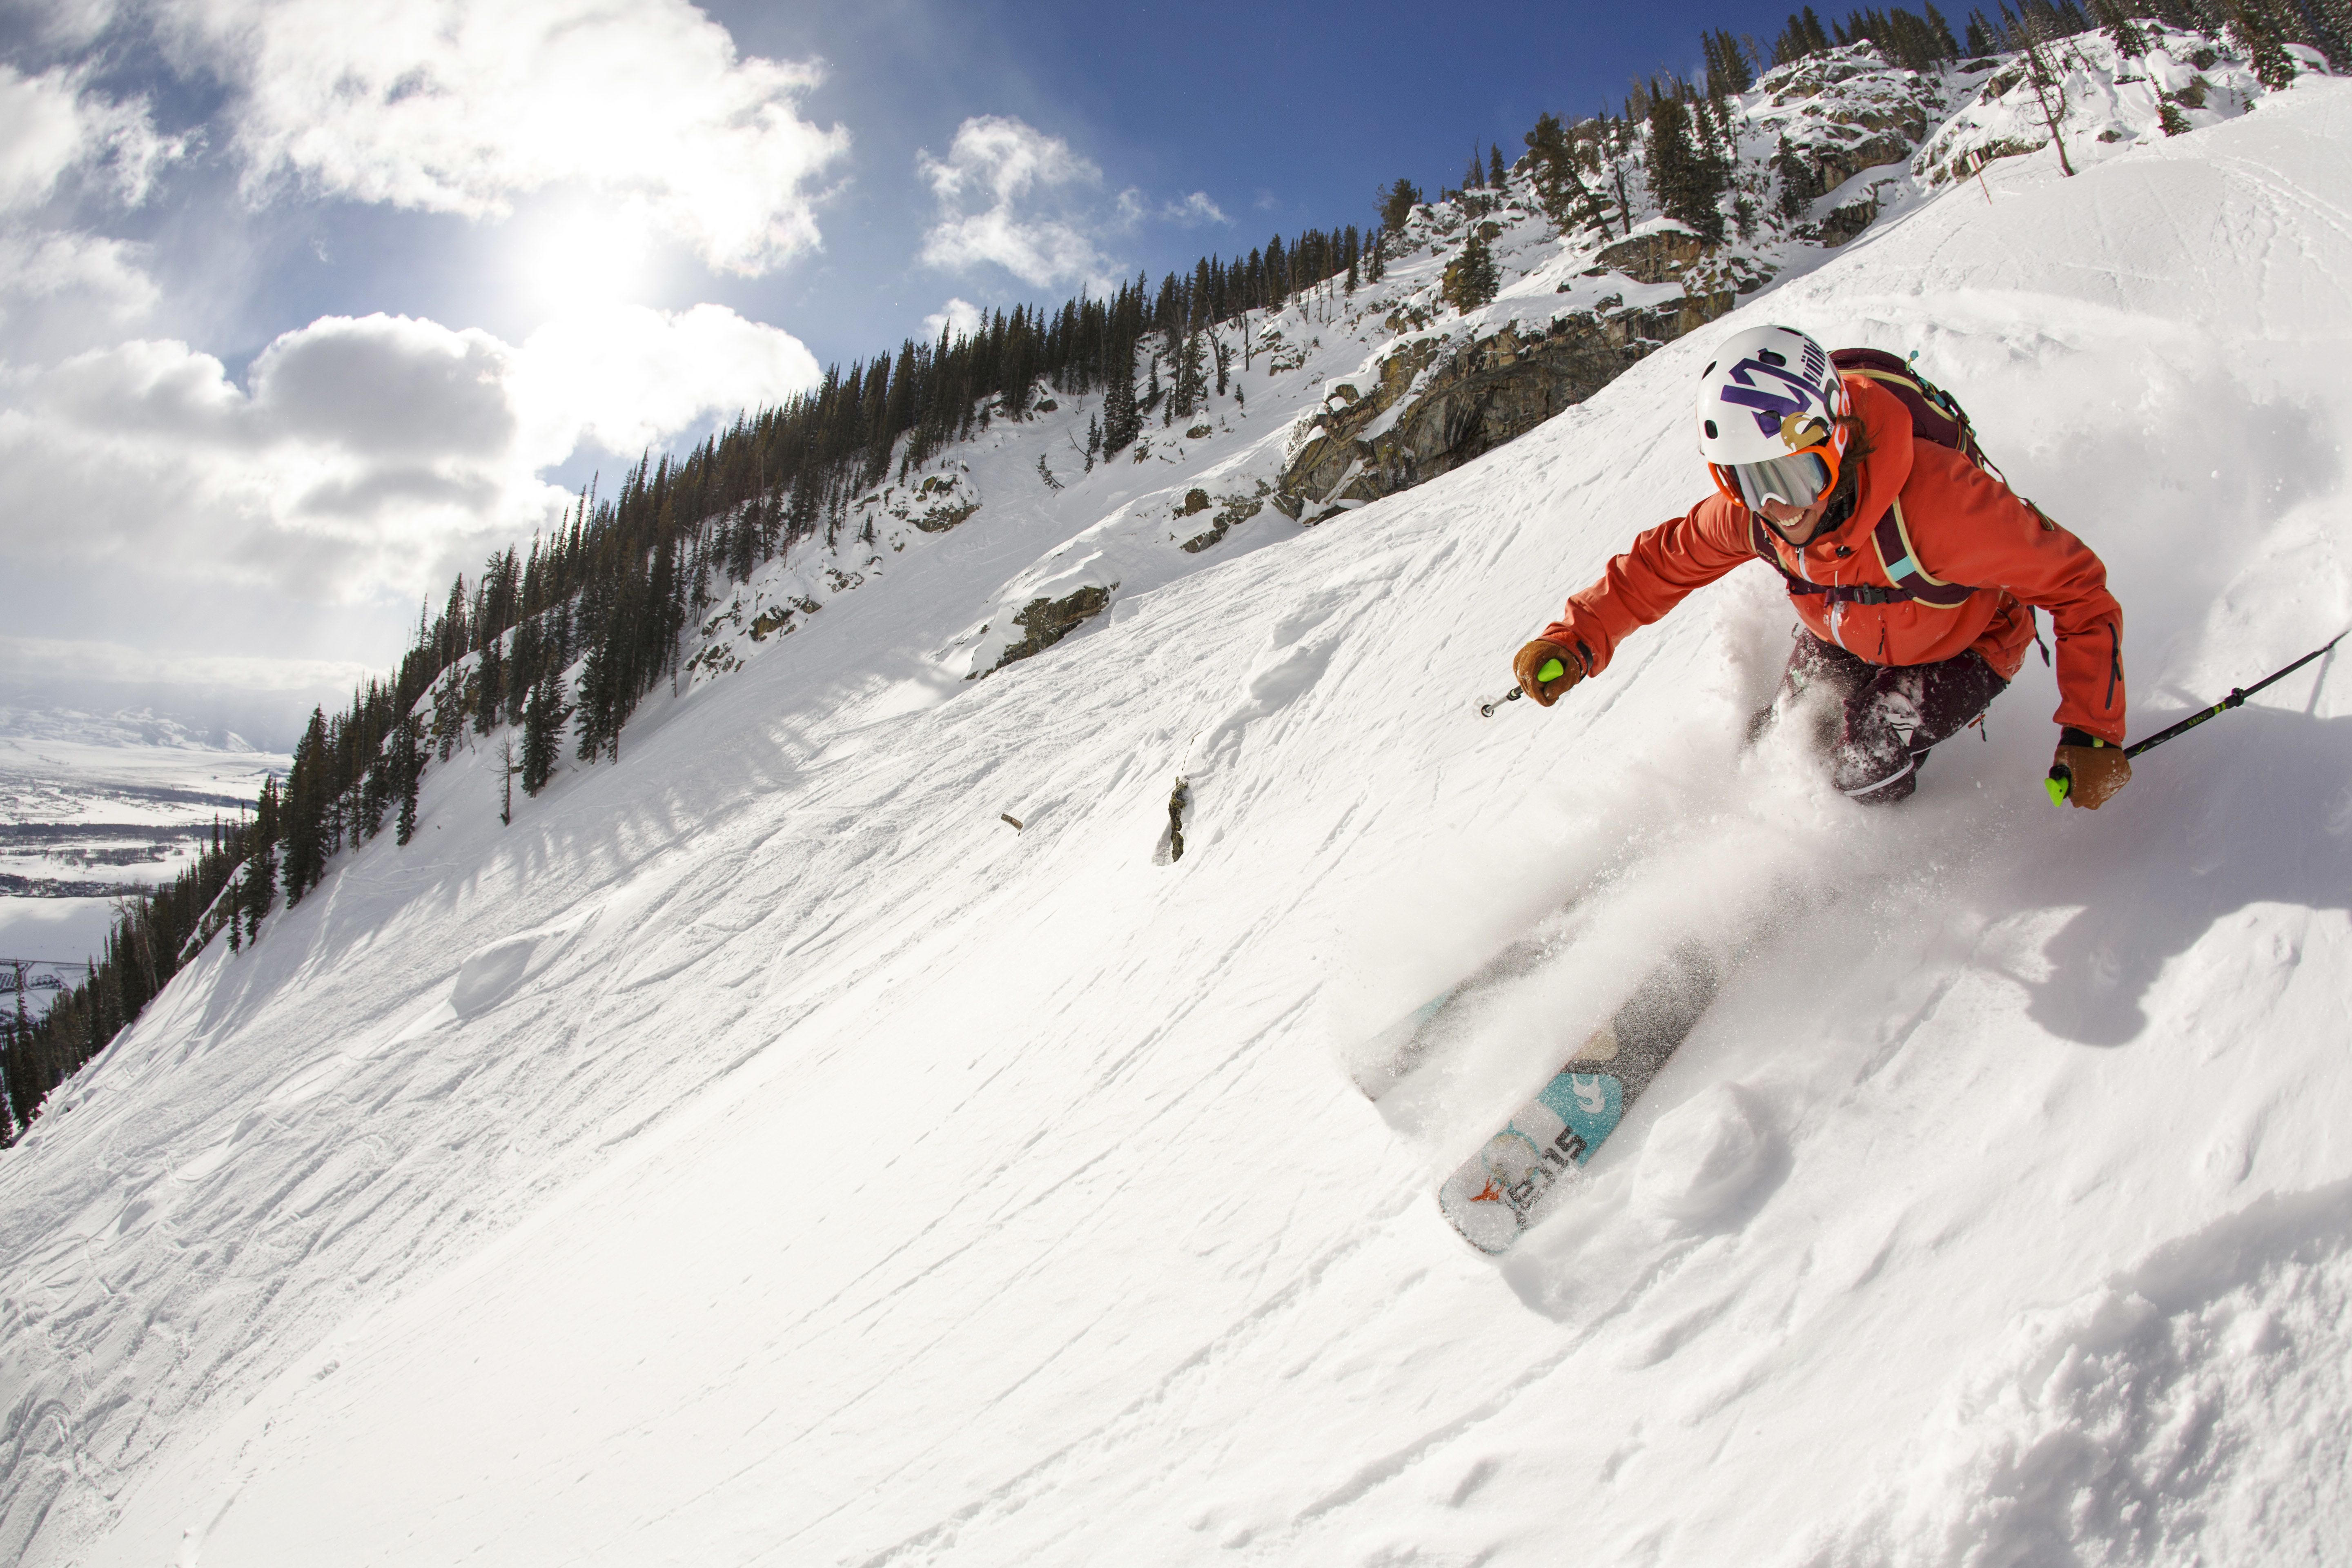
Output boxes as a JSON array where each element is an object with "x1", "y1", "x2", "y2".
[
  {"x1": 1276, "y1": 294, "x2": 1733, "y2": 520},
  {"x1": 1817, "y1": 196, "x2": 1881, "y2": 246},
  {"x1": 989, "y1": 585, "x2": 1113, "y2": 673},
  {"x1": 1180, "y1": 494, "x2": 1264, "y2": 554},
  {"x1": 902, "y1": 474, "x2": 980, "y2": 533},
  {"x1": 1594, "y1": 227, "x2": 1713, "y2": 285}
]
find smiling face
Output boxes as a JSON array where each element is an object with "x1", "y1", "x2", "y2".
[{"x1": 1762, "y1": 491, "x2": 1833, "y2": 544}]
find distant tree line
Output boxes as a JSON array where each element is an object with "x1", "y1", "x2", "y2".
[{"x1": 3, "y1": 821, "x2": 254, "y2": 1141}]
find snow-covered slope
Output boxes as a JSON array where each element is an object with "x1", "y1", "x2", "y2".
[{"x1": 4, "y1": 72, "x2": 2352, "y2": 1568}]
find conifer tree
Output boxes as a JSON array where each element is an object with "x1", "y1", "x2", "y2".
[
  {"x1": 1172, "y1": 328, "x2": 1209, "y2": 419},
  {"x1": 1488, "y1": 145, "x2": 1508, "y2": 185},
  {"x1": 2228, "y1": 0, "x2": 2300, "y2": 86},
  {"x1": 521, "y1": 672, "x2": 563, "y2": 796},
  {"x1": 1101, "y1": 340, "x2": 1140, "y2": 454},
  {"x1": 360, "y1": 746, "x2": 388, "y2": 841},
  {"x1": 394, "y1": 719, "x2": 421, "y2": 846},
  {"x1": 1775, "y1": 134, "x2": 1820, "y2": 219},
  {"x1": 1704, "y1": 28, "x2": 1757, "y2": 94},
  {"x1": 2020, "y1": 12, "x2": 2079, "y2": 174},
  {"x1": 1444, "y1": 230, "x2": 1501, "y2": 313},
  {"x1": 1524, "y1": 112, "x2": 1613, "y2": 239},
  {"x1": 280, "y1": 707, "x2": 329, "y2": 904},
  {"x1": 2089, "y1": 0, "x2": 2149, "y2": 55},
  {"x1": 1646, "y1": 95, "x2": 1729, "y2": 240},
  {"x1": 242, "y1": 779, "x2": 278, "y2": 943},
  {"x1": 474, "y1": 634, "x2": 504, "y2": 735},
  {"x1": 1377, "y1": 178, "x2": 1423, "y2": 233}
]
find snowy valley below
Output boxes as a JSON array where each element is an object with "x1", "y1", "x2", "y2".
[{"x1": 4, "y1": 44, "x2": 2352, "y2": 1568}]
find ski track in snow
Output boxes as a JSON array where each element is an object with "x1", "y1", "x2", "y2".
[{"x1": 2, "y1": 72, "x2": 2352, "y2": 1568}]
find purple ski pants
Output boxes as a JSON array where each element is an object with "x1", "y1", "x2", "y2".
[{"x1": 1756, "y1": 630, "x2": 2009, "y2": 804}]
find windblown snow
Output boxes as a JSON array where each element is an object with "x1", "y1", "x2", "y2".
[{"x1": 4, "y1": 61, "x2": 2351, "y2": 1568}]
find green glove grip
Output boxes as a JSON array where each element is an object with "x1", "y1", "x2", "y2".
[
  {"x1": 2044, "y1": 766, "x2": 2072, "y2": 806},
  {"x1": 1537, "y1": 657, "x2": 1566, "y2": 684}
]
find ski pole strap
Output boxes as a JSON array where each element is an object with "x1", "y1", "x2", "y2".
[{"x1": 2045, "y1": 628, "x2": 2345, "y2": 803}]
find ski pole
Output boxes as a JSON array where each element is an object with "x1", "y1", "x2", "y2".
[
  {"x1": 2046, "y1": 628, "x2": 2346, "y2": 804},
  {"x1": 1479, "y1": 656, "x2": 1566, "y2": 718}
]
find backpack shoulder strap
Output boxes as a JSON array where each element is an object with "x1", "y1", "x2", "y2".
[
  {"x1": 1871, "y1": 496, "x2": 1975, "y2": 608},
  {"x1": 1753, "y1": 508, "x2": 1921, "y2": 608}
]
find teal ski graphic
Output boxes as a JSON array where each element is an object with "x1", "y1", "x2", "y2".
[{"x1": 1438, "y1": 944, "x2": 1718, "y2": 1254}]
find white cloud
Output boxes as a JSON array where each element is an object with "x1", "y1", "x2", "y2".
[
  {"x1": 0, "y1": 635, "x2": 371, "y2": 694},
  {"x1": 916, "y1": 115, "x2": 1118, "y2": 290},
  {"x1": 920, "y1": 297, "x2": 984, "y2": 345},
  {"x1": 0, "y1": 229, "x2": 160, "y2": 356},
  {"x1": 509, "y1": 302, "x2": 822, "y2": 459},
  {"x1": 1165, "y1": 191, "x2": 1228, "y2": 225},
  {"x1": 0, "y1": 67, "x2": 177, "y2": 360},
  {"x1": 0, "y1": 62, "x2": 180, "y2": 214},
  {"x1": 919, "y1": 114, "x2": 1099, "y2": 208},
  {"x1": 0, "y1": 303, "x2": 824, "y2": 616},
  {"x1": 173, "y1": 0, "x2": 851, "y2": 276},
  {"x1": 915, "y1": 117, "x2": 1233, "y2": 289}
]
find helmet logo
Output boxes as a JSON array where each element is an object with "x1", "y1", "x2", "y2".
[
  {"x1": 1780, "y1": 412, "x2": 1829, "y2": 450},
  {"x1": 1719, "y1": 354, "x2": 1826, "y2": 437}
]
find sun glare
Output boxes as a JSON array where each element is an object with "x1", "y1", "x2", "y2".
[{"x1": 520, "y1": 205, "x2": 651, "y2": 318}]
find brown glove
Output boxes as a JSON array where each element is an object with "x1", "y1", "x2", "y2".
[
  {"x1": 1513, "y1": 639, "x2": 1586, "y2": 706},
  {"x1": 2051, "y1": 728, "x2": 2131, "y2": 809}
]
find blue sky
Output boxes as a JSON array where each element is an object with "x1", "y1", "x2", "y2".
[{"x1": 0, "y1": 0, "x2": 1789, "y2": 742}]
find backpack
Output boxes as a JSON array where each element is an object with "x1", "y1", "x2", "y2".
[{"x1": 1747, "y1": 347, "x2": 1998, "y2": 611}]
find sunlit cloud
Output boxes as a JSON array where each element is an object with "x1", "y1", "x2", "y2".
[
  {"x1": 0, "y1": 305, "x2": 824, "y2": 618},
  {"x1": 0, "y1": 62, "x2": 182, "y2": 214},
  {"x1": 0, "y1": 229, "x2": 159, "y2": 359},
  {"x1": 921, "y1": 296, "x2": 984, "y2": 345},
  {"x1": 916, "y1": 115, "x2": 1118, "y2": 290},
  {"x1": 510, "y1": 302, "x2": 822, "y2": 459},
  {"x1": 1165, "y1": 191, "x2": 1228, "y2": 225},
  {"x1": 176, "y1": 0, "x2": 851, "y2": 276}
]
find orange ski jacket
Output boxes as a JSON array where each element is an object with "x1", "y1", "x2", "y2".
[{"x1": 1541, "y1": 372, "x2": 2127, "y2": 744}]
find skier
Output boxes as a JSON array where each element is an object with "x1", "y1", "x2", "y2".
[{"x1": 1513, "y1": 325, "x2": 2130, "y2": 808}]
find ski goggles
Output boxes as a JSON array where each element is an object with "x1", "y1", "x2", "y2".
[{"x1": 1710, "y1": 447, "x2": 1839, "y2": 514}]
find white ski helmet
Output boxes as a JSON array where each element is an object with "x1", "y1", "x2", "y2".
[{"x1": 1695, "y1": 324, "x2": 1851, "y2": 512}]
